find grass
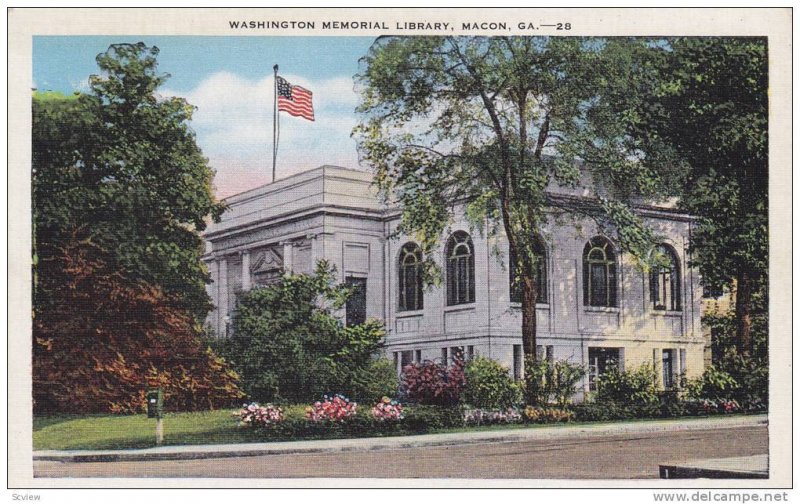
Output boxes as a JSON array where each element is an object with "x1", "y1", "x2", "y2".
[{"x1": 34, "y1": 407, "x2": 755, "y2": 452}]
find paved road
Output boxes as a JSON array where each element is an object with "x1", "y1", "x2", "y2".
[{"x1": 34, "y1": 425, "x2": 767, "y2": 479}]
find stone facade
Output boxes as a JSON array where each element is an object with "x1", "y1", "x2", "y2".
[{"x1": 203, "y1": 165, "x2": 705, "y2": 395}]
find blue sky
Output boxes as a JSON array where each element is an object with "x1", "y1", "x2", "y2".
[{"x1": 33, "y1": 36, "x2": 377, "y2": 197}]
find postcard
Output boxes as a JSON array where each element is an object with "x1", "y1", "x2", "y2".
[{"x1": 7, "y1": 6, "x2": 792, "y2": 493}]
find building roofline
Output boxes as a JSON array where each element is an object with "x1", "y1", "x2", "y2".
[{"x1": 220, "y1": 165, "x2": 372, "y2": 205}]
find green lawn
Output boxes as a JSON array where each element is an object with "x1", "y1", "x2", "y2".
[
  {"x1": 33, "y1": 406, "x2": 537, "y2": 451},
  {"x1": 34, "y1": 408, "x2": 746, "y2": 451}
]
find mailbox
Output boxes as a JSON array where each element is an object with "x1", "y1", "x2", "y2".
[{"x1": 146, "y1": 388, "x2": 163, "y2": 418}]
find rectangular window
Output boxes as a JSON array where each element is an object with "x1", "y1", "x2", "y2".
[
  {"x1": 662, "y1": 349, "x2": 674, "y2": 389},
  {"x1": 450, "y1": 346, "x2": 464, "y2": 364},
  {"x1": 467, "y1": 345, "x2": 475, "y2": 361},
  {"x1": 536, "y1": 345, "x2": 554, "y2": 362},
  {"x1": 441, "y1": 347, "x2": 448, "y2": 364},
  {"x1": 415, "y1": 349, "x2": 422, "y2": 363},
  {"x1": 513, "y1": 344, "x2": 523, "y2": 381},
  {"x1": 588, "y1": 347, "x2": 621, "y2": 392},
  {"x1": 401, "y1": 350, "x2": 414, "y2": 369},
  {"x1": 345, "y1": 276, "x2": 367, "y2": 326}
]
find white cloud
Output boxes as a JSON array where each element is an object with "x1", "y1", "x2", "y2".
[{"x1": 163, "y1": 72, "x2": 364, "y2": 198}]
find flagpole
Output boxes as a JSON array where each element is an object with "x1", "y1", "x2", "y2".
[{"x1": 272, "y1": 64, "x2": 279, "y2": 183}]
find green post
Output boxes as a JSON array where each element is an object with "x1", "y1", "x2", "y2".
[{"x1": 146, "y1": 388, "x2": 164, "y2": 445}]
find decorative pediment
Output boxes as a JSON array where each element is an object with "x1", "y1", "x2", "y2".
[
  {"x1": 250, "y1": 248, "x2": 283, "y2": 274},
  {"x1": 250, "y1": 248, "x2": 284, "y2": 286}
]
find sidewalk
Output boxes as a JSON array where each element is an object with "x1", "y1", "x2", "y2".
[{"x1": 34, "y1": 414, "x2": 767, "y2": 463}]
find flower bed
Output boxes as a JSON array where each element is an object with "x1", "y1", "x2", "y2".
[
  {"x1": 463, "y1": 407, "x2": 523, "y2": 426},
  {"x1": 235, "y1": 402, "x2": 284, "y2": 428},
  {"x1": 372, "y1": 397, "x2": 404, "y2": 421},
  {"x1": 305, "y1": 394, "x2": 357, "y2": 422}
]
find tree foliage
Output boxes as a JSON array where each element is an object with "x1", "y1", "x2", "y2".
[
  {"x1": 32, "y1": 43, "x2": 239, "y2": 413},
  {"x1": 354, "y1": 37, "x2": 683, "y2": 399},
  {"x1": 632, "y1": 38, "x2": 768, "y2": 353},
  {"x1": 33, "y1": 238, "x2": 243, "y2": 414},
  {"x1": 33, "y1": 42, "x2": 224, "y2": 319},
  {"x1": 217, "y1": 262, "x2": 387, "y2": 404}
]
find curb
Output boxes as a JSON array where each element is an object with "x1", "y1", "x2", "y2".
[{"x1": 34, "y1": 414, "x2": 767, "y2": 463}]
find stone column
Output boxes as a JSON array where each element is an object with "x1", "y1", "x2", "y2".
[
  {"x1": 679, "y1": 348, "x2": 687, "y2": 376},
  {"x1": 207, "y1": 259, "x2": 219, "y2": 333},
  {"x1": 241, "y1": 251, "x2": 251, "y2": 291},
  {"x1": 653, "y1": 347, "x2": 664, "y2": 390},
  {"x1": 217, "y1": 256, "x2": 228, "y2": 337},
  {"x1": 281, "y1": 241, "x2": 293, "y2": 273}
]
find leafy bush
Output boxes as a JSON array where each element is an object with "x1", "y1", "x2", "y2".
[
  {"x1": 462, "y1": 357, "x2": 522, "y2": 408},
  {"x1": 684, "y1": 365, "x2": 738, "y2": 402},
  {"x1": 372, "y1": 397, "x2": 404, "y2": 421},
  {"x1": 463, "y1": 407, "x2": 523, "y2": 426},
  {"x1": 217, "y1": 262, "x2": 385, "y2": 404},
  {"x1": 524, "y1": 358, "x2": 586, "y2": 407},
  {"x1": 401, "y1": 358, "x2": 465, "y2": 406},
  {"x1": 402, "y1": 405, "x2": 464, "y2": 432},
  {"x1": 305, "y1": 394, "x2": 357, "y2": 422},
  {"x1": 350, "y1": 358, "x2": 399, "y2": 403},
  {"x1": 235, "y1": 402, "x2": 284, "y2": 428},
  {"x1": 720, "y1": 352, "x2": 768, "y2": 412},
  {"x1": 595, "y1": 364, "x2": 659, "y2": 408},
  {"x1": 571, "y1": 402, "x2": 636, "y2": 422},
  {"x1": 657, "y1": 390, "x2": 689, "y2": 418},
  {"x1": 523, "y1": 406, "x2": 575, "y2": 423}
]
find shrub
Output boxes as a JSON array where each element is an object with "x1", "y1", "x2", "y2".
[
  {"x1": 595, "y1": 364, "x2": 659, "y2": 408},
  {"x1": 571, "y1": 401, "x2": 635, "y2": 422},
  {"x1": 235, "y1": 402, "x2": 284, "y2": 428},
  {"x1": 463, "y1": 407, "x2": 523, "y2": 426},
  {"x1": 657, "y1": 389, "x2": 689, "y2": 418},
  {"x1": 401, "y1": 358, "x2": 465, "y2": 406},
  {"x1": 524, "y1": 359, "x2": 557, "y2": 406},
  {"x1": 372, "y1": 397, "x2": 404, "y2": 421},
  {"x1": 523, "y1": 358, "x2": 586, "y2": 407},
  {"x1": 462, "y1": 357, "x2": 522, "y2": 409},
  {"x1": 402, "y1": 405, "x2": 464, "y2": 432},
  {"x1": 350, "y1": 358, "x2": 399, "y2": 403},
  {"x1": 523, "y1": 406, "x2": 575, "y2": 423},
  {"x1": 217, "y1": 262, "x2": 385, "y2": 404},
  {"x1": 684, "y1": 365, "x2": 738, "y2": 402},
  {"x1": 305, "y1": 394, "x2": 357, "y2": 422}
]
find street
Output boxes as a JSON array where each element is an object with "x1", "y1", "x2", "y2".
[{"x1": 34, "y1": 424, "x2": 767, "y2": 479}]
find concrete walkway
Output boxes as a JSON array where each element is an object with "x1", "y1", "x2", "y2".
[{"x1": 34, "y1": 414, "x2": 767, "y2": 463}]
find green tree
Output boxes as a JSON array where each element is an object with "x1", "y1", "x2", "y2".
[
  {"x1": 632, "y1": 38, "x2": 768, "y2": 355},
  {"x1": 33, "y1": 42, "x2": 224, "y2": 319},
  {"x1": 354, "y1": 37, "x2": 682, "y2": 402},
  {"x1": 32, "y1": 43, "x2": 238, "y2": 413},
  {"x1": 219, "y1": 261, "x2": 387, "y2": 404}
]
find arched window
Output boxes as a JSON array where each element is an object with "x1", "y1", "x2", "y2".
[
  {"x1": 446, "y1": 231, "x2": 475, "y2": 306},
  {"x1": 583, "y1": 237, "x2": 618, "y2": 307},
  {"x1": 650, "y1": 244, "x2": 681, "y2": 311},
  {"x1": 398, "y1": 242, "x2": 423, "y2": 311},
  {"x1": 509, "y1": 237, "x2": 548, "y2": 304}
]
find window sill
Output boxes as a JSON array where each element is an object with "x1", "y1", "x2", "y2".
[
  {"x1": 396, "y1": 310, "x2": 424, "y2": 318},
  {"x1": 651, "y1": 310, "x2": 682, "y2": 317},
  {"x1": 583, "y1": 306, "x2": 620, "y2": 313},
  {"x1": 444, "y1": 304, "x2": 476, "y2": 314},
  {"x1": 510, "y1": 302, "x2": 550, "y2": 309}
]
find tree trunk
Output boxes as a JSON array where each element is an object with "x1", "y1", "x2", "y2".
[
  {"x1": 521, "y1": 273, "x2": 539, "y2": 404},
  {"x1": 735, "y1": 269, "x2": 753, "y2": 355}
]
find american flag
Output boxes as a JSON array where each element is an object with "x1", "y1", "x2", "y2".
[{"x1": 277, "y1": 76, "x2": 314, "y2": 121}]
